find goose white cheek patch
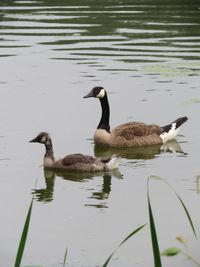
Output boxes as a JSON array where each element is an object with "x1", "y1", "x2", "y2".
[
  {"x1": 96, "y1": 89, "x2": 105, "y2": 98},
  {"x1": 41, "y1": 136, "x2": 47, "y2": 143}
]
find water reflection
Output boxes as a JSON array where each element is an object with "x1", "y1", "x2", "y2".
[
  {"x1": 94, "y1": 139, "x2": 185, "y2": 159},
  {"x1": 33, "y1": 167, "x2": 123, "y2": 204},
  {"x1": 0, "y1": 0, "x2": 200, "y2": 68},
  {"x1": 85, "y1": 174, "x2": 112, "y2": 209},
  {"x1": 33, "y1": 169, "x2": 55, "y2": 202}
]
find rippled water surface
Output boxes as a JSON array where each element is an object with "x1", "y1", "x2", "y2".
[{"x1": 0, "y1": 1, "x2": 200, "y2": 267}]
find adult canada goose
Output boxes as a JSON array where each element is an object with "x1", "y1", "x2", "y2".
[
  {"x1": 84, "y1": 86, "x2": 188, "y2": 147},
  {"x1": 29, "y1": 132, "x2": 120, "y2": 171}
]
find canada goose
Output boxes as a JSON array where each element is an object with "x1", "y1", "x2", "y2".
[
  {"x1": 84, "y1": 86, "x2": 188, "y2": 147},
  {"x1": 29, "y1": 132, "x2": 120, "y2": 171}
]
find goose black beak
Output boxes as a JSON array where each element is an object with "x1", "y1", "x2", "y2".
[
  {"x1": 29, "y1": 137, "x2": 37, "y2": 143},
  {"x1": 83, "y1": 91, "x2": 93, "y2": 98}
]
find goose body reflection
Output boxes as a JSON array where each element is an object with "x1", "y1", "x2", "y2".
[
  {"x1": 29, "y1": 132, "x2": 120, "y2": 172},
  {"x1": 160, "y1": 139, "x2": 185, "y2": 154},
  {"x1": 84, "y1": 87, "x2": 188, "y2": 147},
  {"x1": 94, "y1": 139, "x2": 185, "y2": 160},
  {"x1": 33, "y1": 167, "x2": 123, "y2": 204},
  {"x1": 44, "y1": 165, "x2": 123, "y2": 181}
]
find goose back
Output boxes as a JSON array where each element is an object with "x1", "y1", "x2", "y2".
[{"x1": 53, "y1": 154, "x2": 110, "y2": 172}]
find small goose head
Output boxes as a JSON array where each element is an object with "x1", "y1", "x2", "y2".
[
  {"x1": 29, "y1": 132, "x2": 54, "y2": 167},
  {"x1": 29, "y1": 132, "x2": 50, "y2": 145},
  {"x1": 84, "y1": 86, "x2": 106, "y2": 99}
]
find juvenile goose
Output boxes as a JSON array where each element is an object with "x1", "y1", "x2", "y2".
[
  {"x1": 84, "y1": 86, "x2": 188, "y2": 147},
  {"x1": 29, "y1": 132, "x2": 119, "y2": 171}
]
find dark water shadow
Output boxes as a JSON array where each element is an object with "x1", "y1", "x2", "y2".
[
  {"x1": 32, "y1": 167, "x2": 123, "y2": 204},
  {"x1": 94, "y1": 139, "x2": 185, "y2": 160}
]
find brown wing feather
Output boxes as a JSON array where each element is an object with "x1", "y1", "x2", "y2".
[
  {"x1": 113, "y1": 122, "x2": 164, "y2": 141},
  {"x1": 62, "y1": 154, "x2": 96, "y2": 166}
]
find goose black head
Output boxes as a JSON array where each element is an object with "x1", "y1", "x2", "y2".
[
  {"x1": 29, "y1": 132, "x2": 50, "y2": 144},
  {"x1": 84, "y1": 86, "x2": 106, "y2": 99}
]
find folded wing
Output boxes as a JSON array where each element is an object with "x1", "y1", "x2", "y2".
[
  {"x1": 112, "y1": 122, "x2": 164, "y2": 141},
  {"x1": 62, "y1": 154, "x2": 96, "y2": 166}
]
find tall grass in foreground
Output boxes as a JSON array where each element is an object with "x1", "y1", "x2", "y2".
[
  {"x1": 102, "y1": 224, "x2": 146, "y2": 267},
  {"x1": 14, "y1": 175, "x2": 198, "y2": 267},
  {"x1": 147, "y1": 175, "x2": 197, "y2": 267},
  {"x1": 102, "y1": 175, "x2": 197, "y2": 267},
  {"x1": 14, "y1": 196, "x2": 34, "y2": 267},
  {"x1": 63, "y1": 248, "x2": 68, "y2": 267}
]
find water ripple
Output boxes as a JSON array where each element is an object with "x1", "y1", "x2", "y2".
[{"x1": 0, "y1": 1, "x2": 199, "y2": 70}]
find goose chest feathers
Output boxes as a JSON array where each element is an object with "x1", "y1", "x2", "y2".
[
  {"x1": 84, "y1": 86, "x2": 188, "y2": 147},
  {"x1": 29, "y1": 132, "x2": 120, "y2": 171}
]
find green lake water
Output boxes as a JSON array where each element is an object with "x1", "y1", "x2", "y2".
[{"x1": 0, "y1": 1, "x2": 200, "y2": 266}]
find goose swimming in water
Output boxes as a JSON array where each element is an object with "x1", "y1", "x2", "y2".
[
  {"x1": 29, "y1": 132, "x2": 120, "y2": 171},
  {"x1": 84, "y1": 86, "x2": 188, "y2": 147}
]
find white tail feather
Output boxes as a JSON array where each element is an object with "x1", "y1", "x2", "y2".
[
  {"x1": 106, "y1": 156, "x2": 121, "y2": 170},
  {"x1": 160, "y1": 123, "x2": 180, "y2": 143}
]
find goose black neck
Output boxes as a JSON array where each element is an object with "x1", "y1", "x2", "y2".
[
  {"x1": 44, "y1": 140, "x2": 55, "y2": 161},
  {"x1": 97, "y1": 93, "x2": 110, "y2": 133}
]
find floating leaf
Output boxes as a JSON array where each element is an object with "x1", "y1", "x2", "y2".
[
  {"x1": 141, "y1": 61, "x2": 200, "y2": 78},
  {"x1": 161, "y1": 247, "x2": 181, "y2": 257},
  {"x1": 184, "y1": 98, "x2": 200, "y2": 106}
]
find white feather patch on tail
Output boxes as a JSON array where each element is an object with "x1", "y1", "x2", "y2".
[
  {"x1": 160, "y1": 122, "x2": 179, "y2": 143},
  {"x1": 106, "y1": 156, "x2": 121, "y2": 170}
]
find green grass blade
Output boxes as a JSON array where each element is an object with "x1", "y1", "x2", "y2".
[
  {"x1": 174, "y1": 192, "x2": 197, "y2": 238},
  {"x1": 165, "y1": 180, "x2": 197, "y2": 238},
  {"x1": 149, "y1": 175, "x2": 197, "y2": 238},
  {"x1": 118, "y1": 224, "x2": 146, "y2": 247},
  {"x1": 63, "y1": 248, "x2": 68, "y2": 267},
  {"x1": 102, "y1": 251, "x2": 115, "y2": 267},
  {"x1": 147, "y1": 178, "x2": 162, "y2": 267},
  {"x1": 102, "y1": 224, "x2": 146, "y2": 267},
  {"x1": 14, "y1": 197, "x2": 34, "y2": 267}
]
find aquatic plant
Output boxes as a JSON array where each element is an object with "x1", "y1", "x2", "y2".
[
  {"x1": 63, "y1": 248, "x2": 68, "y2": 267},
  {"x1": 147, "y1": 175, "x2": 197, "y2": 267},
  {"x1": 161, "y1": 235, "x2": 200, "y2": 266},
  {"x1": 14, "y1": 196, "x2": 34, "y2": 267},
  {"x1": 102, "y1": 224, "x2": 146, "y2": 267},
  {"x1": 14, "y1": 175, "x2": 197, "y2": 267}
]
